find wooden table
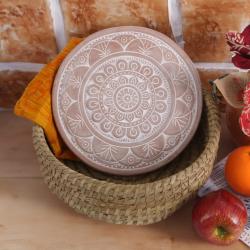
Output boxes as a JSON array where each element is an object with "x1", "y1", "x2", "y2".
[{"x1": 0, "y1": 111, "x2": 248, "y2": 250}]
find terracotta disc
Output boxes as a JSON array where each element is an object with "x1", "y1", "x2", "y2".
[{"x1": 53, "y1": 26, "x2": 202, "y2": 175}]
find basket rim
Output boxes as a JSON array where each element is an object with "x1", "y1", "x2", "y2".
[{"x1": 32, "y1": 90, "x2": 220, "y2": 189}]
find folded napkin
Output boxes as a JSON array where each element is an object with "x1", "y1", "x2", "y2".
[{"x1": 14, "y1": 38, "x2": 83, "y2": 160}]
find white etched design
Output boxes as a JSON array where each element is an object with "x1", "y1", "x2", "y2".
[
  {"x1": 82, "y1": 55, "x2": 172, "y2": 145},
  {"x1": 53, "y1": 28, "x2": 201, "y2": 174}
]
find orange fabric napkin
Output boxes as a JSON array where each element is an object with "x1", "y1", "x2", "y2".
[{"x1": 14, "y1": 38, "x2": 83, "y2": 160}]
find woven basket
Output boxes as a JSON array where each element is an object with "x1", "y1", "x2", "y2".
[{"x1": 32, "y1": 91, "x2": 220, "y2": 225}]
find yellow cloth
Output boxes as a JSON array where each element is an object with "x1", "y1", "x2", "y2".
[{"x1": 14, "y1": 38, "x2": 83, "y2": 160}]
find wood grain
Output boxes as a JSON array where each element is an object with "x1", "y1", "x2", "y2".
[
  {"x1": 0, "y1": 109, "x2": 236, "y2": 177},
  {"x1": 0, "y1": 111, "x2": 40, "y2": 177},
  {"x1": 0, "y1": 111, "x2": 247, "y2": 250},
  {"x1": 0, "y1": 178, "x2": 247, "y2": 250}
]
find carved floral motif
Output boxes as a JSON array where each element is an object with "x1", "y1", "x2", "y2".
[{"x1": 53, "y1": 28, "x2": 201, "y2": 174}]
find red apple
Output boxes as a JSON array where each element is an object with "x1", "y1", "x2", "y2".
[{"x1": 192, "y1": 189, "x2": 247, "y2": 245}]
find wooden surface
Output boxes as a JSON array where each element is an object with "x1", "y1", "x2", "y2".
[{"x1": 0, "y1": 111, "x2": 248, "y2": 250}]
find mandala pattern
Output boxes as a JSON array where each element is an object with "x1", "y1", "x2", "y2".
[
  {"x1": 53, "y1": 27, "x2": 202, "y2": 175},
  {"x1": 82, "y1": 55, "x2": 172, "y2": 145}
]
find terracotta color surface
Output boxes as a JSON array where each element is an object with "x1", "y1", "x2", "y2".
[
  {"x1": 60, "y1": 0, "x2": 171, "y2": 38},
  {"x1": 0, "y1": 71, "x2": 36, "y2": 108},
  {"x1": 2, "y1": 69, "x2": 237, "y2": 109},
  {"x1": 182, "y1": 0, "x2": 250, "y2": 62},
  {"x1": 0, "y1": 111, "x2": 235, "y2": 177},
  {"x1": 1, "y1": 0, "x2": 247, "y2": 109},
  {"x1": 0, "y1": 0, "x2": 57, "y2": 63},
  {"x1": 53, "y1": 27, "x2": 202, "y2": 175},
  {"x1": 0, "y1": 112, "x2": 246, "y2": 250}
]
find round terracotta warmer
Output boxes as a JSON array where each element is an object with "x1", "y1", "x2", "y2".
[{"x1": 52, "y1": 26, "x2": 202, "y2": 175}]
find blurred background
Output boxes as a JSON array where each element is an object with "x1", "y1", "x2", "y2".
[{"x1": 0, "y1": 0, "x2": 249, "y2": 107}]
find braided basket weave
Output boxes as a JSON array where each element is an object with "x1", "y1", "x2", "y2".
[{"x1": 32, "y1": 91, "x2": 220, "y2": 225}]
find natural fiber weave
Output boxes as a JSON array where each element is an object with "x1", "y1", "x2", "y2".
[{"x1": 32, "y1": 91, "x2": 220, "y2": 225}]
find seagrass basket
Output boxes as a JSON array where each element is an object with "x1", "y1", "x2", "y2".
[{"x1": 32, "y1": 90, "x2": 221, "y2": 225}]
